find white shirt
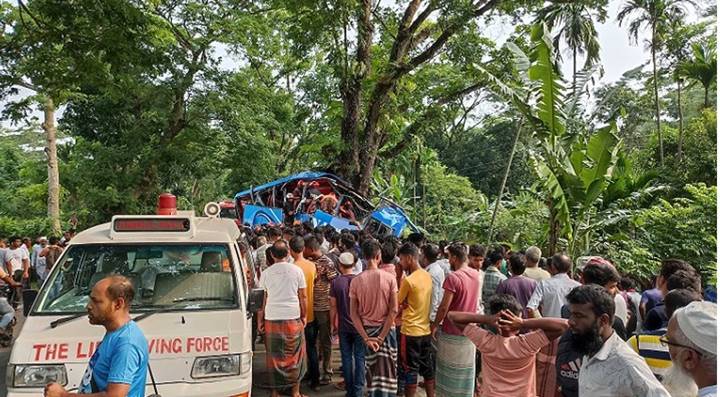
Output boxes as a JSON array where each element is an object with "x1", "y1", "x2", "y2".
[
  {"x1": 579, "y1": 332, "x2": 671, "y2": 397},
  {"x1": 526, "y1": 273, "x2": 581, "y2": 318},
  {"x1": 614, "y1": 293, "x2": 628, "y2": 325},
  {"x1": 426, "y1": 260, "x2": 447, "y2": 321},
  {"x1": 258, "y1": 261, "x2": 306, "y2": 321},
  {"x1": 699, "y1": 386, "x2": 717, "y2": 397},
  {"x1": 5, "y1": 247, "x2": 29, "y2": 273}
]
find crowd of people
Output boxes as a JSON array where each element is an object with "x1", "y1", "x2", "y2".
[
  {"x1": 247, "y1": 223, "x2": 717, "y2": 397},
  {"x1": 0, "y1": 232, "x2": 71, "y2": 343}
]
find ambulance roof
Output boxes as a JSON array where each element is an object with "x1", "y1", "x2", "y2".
[{"x1": 69, "y1": 215, "x2": 241, "y2": 245}]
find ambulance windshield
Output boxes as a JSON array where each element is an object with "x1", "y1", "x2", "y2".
[{"x1": 34, "y1": 244, "x2": 238, "y2": 314}]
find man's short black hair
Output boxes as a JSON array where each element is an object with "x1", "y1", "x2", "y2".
[
  {"x1": 269, "y1": 240, "x2": 289, "y2": 259},
  {"x1": 361, "y1": 239, "x2": 381, "y2": 260},
  {"x1": 619, "y1": 277, "x2": 636, "y2": 291},
  {"x1": 508, "y1": 253, "x2": 526, "y2": 275},
  {"x1": 664, "y1": 288, "x2": 702, "y2": 318},
  {"x1": 447, "y1": 243, "x2": 468, "y2": 262},
  {"x1": 582, "y1": 263, "x2": 621, "y2": 287},
  {"x1": 304, "y1": 235, "x2": 321, "y2": 252},
  {"x1": 407, "y1": 233, "x2": 425, "y2": 247},
  {"x1": 666, "y1": 269, "x2": 702, "y2": 293},
  {"x1": 487, "y1": 294, "x2": 522, "y2": 316},
  {"x1": 381, "y1": 241, "x2": 397, "y2": 264},
  {"x1": 398, "y1": 242, "x2": 419, "y2": 258},
  {"x1": 9, "y1": 236, "x2": 20, "y2": 243},
  {"x1": 421, "y1": 244, "x2": 440, "y2": 263},
  {"x1": 283, "y1": 228, "x2": 296, "y2": 237},
  {"x1": 552, "y1": 254, "x2": 572, "y2": 273},
  {"x1": 487, "y1": 247, "x2": 504, "y2": 265},
  {"x1": 566, "y1": 284, "x2": 615, "y2": 319},
  {"x1": 340, "y1": 233, "x2": 356, "y2": 251},
  {"x1": 289, "y1": 236, "x2": 305, "y2": 253},
  {"x1": 659, "y1": 259, "x2": 694, "y2": 280},
  {"x1": 267, "y1": 227, "x2": 282, "y2": 239},
  {"x1": 468, "y1": 244, "x2": 486, "y2": 258},
  {"x1": 49, "y1": 236, "x2": 59, "y2": 245}
]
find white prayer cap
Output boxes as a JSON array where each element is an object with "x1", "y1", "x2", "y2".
[
  {"x1": 675, "y1": 300, "x2": 717, "y2": 354},
  {"x1": 339, "y1": 252, "x2": 355, "y2": 266}
]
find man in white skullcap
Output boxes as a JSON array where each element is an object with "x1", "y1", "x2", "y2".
[{"x1": 665, "y1": 301, "x2": 717, "y2": 397}]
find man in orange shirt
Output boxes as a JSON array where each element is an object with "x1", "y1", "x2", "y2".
[
  {"x1": 448, "y1": 294, "x2": 569, "y2": 397},
  {"x1": 289, "y1": 236, "x2": 319, "y2": 390}
]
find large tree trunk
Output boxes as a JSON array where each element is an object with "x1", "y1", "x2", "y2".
[
  {"x1": 677, "y1": 78, "x2": 684, "y2": 159},
  {"x1": 43, "y1": 96, "x2": 61, "y2": 235},
  {"x1": 651, "y1": 25, "x2": 664, "y2": 167},
  {"x1": 704, "y1": 86, "x2": 709, "y2": 108}
]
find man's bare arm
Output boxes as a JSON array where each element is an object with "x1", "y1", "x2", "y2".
[
  {"x1": 45, "y1": 382, "x2": 130, "y2": 397},
  {"x1": 377, "y1": 290, "x2": 398, "y2": 342},
  {"x1": 350, "y1": 297, "x2": 371, "y2": 342},
  {"x1": 431, "y1": 290, "x2": 454, "y2": 337},
  {"x1": 499, "y1": 310, "x2": 569, "y2": 340},
  {"x1": 297, "y1": 287, "x2": 307, "y2": 325},
  {"x1": 447, "y1": 311, "x2": 499, "y2": 332}
]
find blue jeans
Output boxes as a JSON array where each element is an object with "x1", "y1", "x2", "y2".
[
  {"x1": 339, "y1": 330, "x2": 365, "y2": 397},
  {"x1": 305, "y1": 320, "x2": 320, "y2": 386}
]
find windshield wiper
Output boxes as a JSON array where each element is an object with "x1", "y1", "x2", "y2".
[
  {"x1": 50, "y1": 313, "x2": 86, "y2": 329},
  {"x1": 172, "y1": 297, "x2": 235, "y2": 303},
  {"x1": 133, "y1": 297, "x2": 234, "y2": 323}
]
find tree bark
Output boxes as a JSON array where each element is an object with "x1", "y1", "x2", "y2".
[
  {"x1": 651, "y1": 24, "x2": 664, "y2": 167},
  {"x1": 677, "y1": 78, "x2": 684, "y2": 159},
  {"x1": 43, "y1": 96, "x2": 61, "y2": 235},
  {"x1": 338, "y1": 0, "x2": 373, "y2": 184},
  {"x1": 704, "y1": 86, "x2": 709, "y2": 108}
]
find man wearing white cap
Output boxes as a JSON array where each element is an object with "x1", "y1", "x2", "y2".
[{"x1": 665, "y1": 301, "x2": 717, "y2": 397}]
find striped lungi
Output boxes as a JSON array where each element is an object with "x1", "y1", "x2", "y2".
[
  {"x1": 364, "y1": 326, "x2": 398, "y2": 397},
  {"x1": 435, "y1": 331, "x2": 476, "y2": 397},
  {"x1": 265, "y1": 318, "x2": 307, "y2": 389},
  {"x1": 536, "y1": 337, "x2": 559, "y2": 397}
]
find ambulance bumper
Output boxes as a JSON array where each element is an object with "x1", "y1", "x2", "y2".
[{"x1": 8, "y1": 376, "x2": 252, "y2": 397}]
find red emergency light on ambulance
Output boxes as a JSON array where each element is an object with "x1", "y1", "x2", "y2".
[{"x1": 7, "y1": 194, "x2": 263, "y2": 397}]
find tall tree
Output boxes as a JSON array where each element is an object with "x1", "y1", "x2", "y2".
[
  {"x1": 618, "y1": 0, "x2": 696, "y2": 167},
  {"x1": 680, "y1": 38, "x2": 717, "y2": 108},
  {"x1": 278, "y1": 1, "x2": 562, "y2": 195},
  {"x1": 0, "y1": 0, "x2": 150, "y2": 234},
  {"x1": 662, "y1": 18, "x2": 709, "y2": 158},
  {"x1": 536, "y1": 1, "x2": 606, "y2": 91}
]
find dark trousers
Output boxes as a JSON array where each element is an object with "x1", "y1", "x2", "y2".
[
  {"x1": 339, "y1": 331, "x2": 365, "y2": 397},
  {"x1": 305, "y1": 319, "x2": 320, "y2": 386},
  {"x1": 315, "y1": 310, "x2": 333, "y2": 377}
]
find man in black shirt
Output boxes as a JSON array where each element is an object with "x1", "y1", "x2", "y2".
[{"x1": 556, "y1": 260, "x2": 627, "y2": 397}]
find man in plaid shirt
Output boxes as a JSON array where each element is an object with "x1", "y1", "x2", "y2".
[{"x1": 482, "y1": 248, "x2": 507, "y2": 306}]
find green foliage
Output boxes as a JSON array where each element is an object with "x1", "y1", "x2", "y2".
[{"x1": 607, "y1": 183, "x2": 717, "y2": 285}]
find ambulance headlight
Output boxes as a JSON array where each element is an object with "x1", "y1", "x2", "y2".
[
  {"x1": 191, "y1": 354, "x2": 243, "y2": 378},
  {"x1": 9, "y1": 364, "x2": 67, "y2": 387}
]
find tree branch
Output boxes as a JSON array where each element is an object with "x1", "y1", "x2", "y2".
[{"x1": 381, "y1": 81, "x2": 486, "y2": 157}]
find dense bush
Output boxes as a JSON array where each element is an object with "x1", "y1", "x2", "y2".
[{"x1": 607, "y1": 183, "x2": 717, "y2": 285}]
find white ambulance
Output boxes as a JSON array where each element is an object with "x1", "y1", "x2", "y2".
[{"x1": 6, "y1": 197, "x2": 262, "y2": 396}]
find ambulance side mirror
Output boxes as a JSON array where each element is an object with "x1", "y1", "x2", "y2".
[
  {"x1": 247, "y1": 289, "x2": 264, "y2": 313},
  {"x1": 23, "y1": 289, "x2": 38, "y2": 317}
]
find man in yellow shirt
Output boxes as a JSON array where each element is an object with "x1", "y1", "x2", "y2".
[
  {"x1": 397, "y1": 243, "x2": 435, "y2": 397},
  {"x1": 289, "y1": 236, "x2": 319, "y2": 389}
]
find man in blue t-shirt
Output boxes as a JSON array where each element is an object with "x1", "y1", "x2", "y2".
[{"x1": 45, "y1": 275, "x2": 148, "y2": 397}]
